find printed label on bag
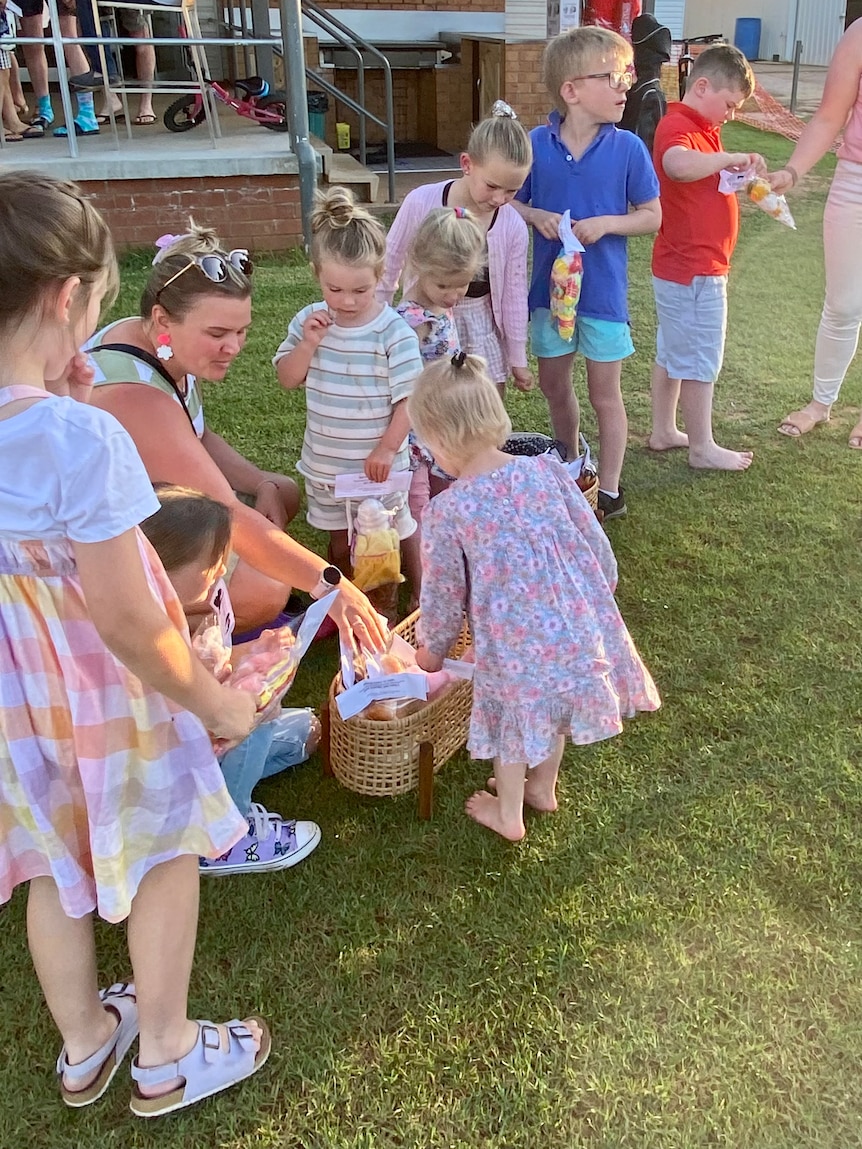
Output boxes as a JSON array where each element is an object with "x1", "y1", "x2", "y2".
[
  {"x1": 333, "y1": 471, "x2": 412, "y2": 499},
  {"x1": 335, "y1": 672, "x2": 428, "y2": 720}
]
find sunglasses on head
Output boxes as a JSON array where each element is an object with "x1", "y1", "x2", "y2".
[{"x1": 157, "y1": 249, "x2": 254, "y2": 296}]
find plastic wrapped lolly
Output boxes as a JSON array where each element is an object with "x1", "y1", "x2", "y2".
[
  {"x1": 551, "y1": 210, "x2": 586, "y2": 341},
  {"x1": 746, "y1": 177, "x2": 796, "y2": 229}
]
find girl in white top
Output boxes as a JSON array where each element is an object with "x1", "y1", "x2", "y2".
[
  {"x1": 0, "y1": 171, "x2": 269, "y2": 1118},
  {"x1": 274, "y1": 186, "x2": 424, "y2": 600}
]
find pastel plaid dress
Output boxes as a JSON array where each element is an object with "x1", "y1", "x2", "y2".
[{"x1": 0, "y1": 386, "x2": 246, "y2": 922}]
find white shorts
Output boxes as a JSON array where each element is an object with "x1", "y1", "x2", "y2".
[
  {"x1": 653, "y1": 274, "x2": 728, "y2": 384},
  {"x1": 305, "y1": 480, "x2": 417, "y2": 539}
]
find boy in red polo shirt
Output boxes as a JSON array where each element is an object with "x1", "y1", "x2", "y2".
[{"x1": 648, "y1": 45, "x2": 766, "y2": 470}]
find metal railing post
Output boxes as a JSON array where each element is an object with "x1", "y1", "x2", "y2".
[
  {"x1": 280, "y1": 0, "x2": 317, "y2": 249},
  {"x1": 790, "y1": 39, "x2": 803, "y2": 115}
]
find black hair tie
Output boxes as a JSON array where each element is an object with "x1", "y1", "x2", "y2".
[{"x1": 451, "y1": 351, "x2": 467, "y2": 369}]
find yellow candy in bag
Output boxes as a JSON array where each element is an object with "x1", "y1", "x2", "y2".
[{"x1": 550, "y1": 210, "x2": 586, "y2": 342}]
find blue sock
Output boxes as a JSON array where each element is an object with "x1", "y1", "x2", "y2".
[
  {"x1": 37, "y1": 95, "x2": 54, "y2": 124},
  {"x1": 75, "y1": 93, "x2": 98, "y2": 130}
]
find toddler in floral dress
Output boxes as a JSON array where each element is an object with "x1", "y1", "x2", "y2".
[
  {"x1": 411, "y1": 353, "x2": 661, "y2": 841},
  {"x1": 396, "y1": 206, "x2": 485, "y2": 577}
]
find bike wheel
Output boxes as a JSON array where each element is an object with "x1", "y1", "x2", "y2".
[
  {"x1": 164, "y1": 94, "x2": 206, "y2": 133},
  {"x1": 257, "y1": 91, "x2": 290, "y2": 132}
]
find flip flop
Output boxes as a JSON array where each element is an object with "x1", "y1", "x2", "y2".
[
  {"x1": 21, "y1": 125, "x2": 44, "y2": 139},
  {"x1": 57, "y1": 982, "x2": 139, "y2": 1108},
  {"x1": 777, "y1": 407, "x2": 831, "y2": 438},
  {"x1": 132, "y1": 114, "x2": 156, "y2": 126},
  {"x1": 2, "y1": 132, "x2": 24, "y2": 142},
  {"x1": 130, "y1": 1016, "x2": 271, "y2": 1118},
  {"x1": 96, "y1": 112, "x2": 125, "y2": 126}
]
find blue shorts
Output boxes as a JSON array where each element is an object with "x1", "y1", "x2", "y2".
[
  {"x1": 653, "y1": 275, "x2": 728, "y2": 384},
  {"x1": 530, "y1": 308, "x2": 635, "y2": 362}
]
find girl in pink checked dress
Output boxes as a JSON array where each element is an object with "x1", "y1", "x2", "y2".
[
  {"x1": 0, "y1": 172, "x2": 269, "y2": 1118},
  {"x1": 411, "y1": 354, "x2": 661, "y2": 841}
]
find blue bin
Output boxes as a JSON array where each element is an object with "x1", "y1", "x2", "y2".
[{"x1": 734, "y1": 17, "x2": 761, "y2": 61}]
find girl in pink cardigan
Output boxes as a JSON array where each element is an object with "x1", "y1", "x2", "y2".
[{"x1": 380, "y1": 102, "x2": 534, "y2": 394}]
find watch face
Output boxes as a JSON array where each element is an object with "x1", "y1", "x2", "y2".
[{"x1": 324, "y1": 565, "x2": 342, "y2": 586}]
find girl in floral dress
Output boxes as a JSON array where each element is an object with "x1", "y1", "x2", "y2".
[
  {"x1": 0, "y1": 172, "x2": 269, "y2": 1117},
  {"x1": 411, "y1": 353, "x2": 661, "y2": 841}
]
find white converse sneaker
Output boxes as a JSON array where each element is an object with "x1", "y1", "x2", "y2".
[{"x1": 200, "y1": 802, "x2": 321, "y2": 876}]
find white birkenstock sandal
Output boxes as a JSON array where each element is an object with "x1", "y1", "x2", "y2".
[
  {"x1": 56, "y1": 981, "x2": 139, "y2": 1108},
  {"x1": 129, "y1": 1016, "x2": 271, "y2": 1118}
]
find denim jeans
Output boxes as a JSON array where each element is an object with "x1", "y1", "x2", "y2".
[
  {"x1": 219, "y1": 708, "x2": 315, "y2": 814},
  {"x1": 76, "y1": 0, "x2": 119, "y2": 79}
]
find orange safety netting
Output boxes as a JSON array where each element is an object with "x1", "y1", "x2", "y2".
[{"x1": 736, "y1": 81, "x2": 839, "y2": 153}]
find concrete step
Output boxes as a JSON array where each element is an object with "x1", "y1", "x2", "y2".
[{"x1": 323, "y1": 151, "x2": 380, "y2": 204}]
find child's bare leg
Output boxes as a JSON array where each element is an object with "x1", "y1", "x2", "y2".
[
  {"x1": 27, "y1": 878, "x2": 119, "y2": 1093},
  {"x1": 649, "y1": 362, "x2": 689, "y2": 450},
  {"x1": 537, "y1": 353, "x2": 579, "y2": 461},
  {"x1": 327, "y1": 529, "x2": 351, "y2": 574},
  {"x1": 399, "y1": 528, "x2": 422, "y2": 608},
  {"x1": 486, "y1": 735, "x2": 563, "y2": 812},
  {"x1": 133, "y1": 33, "x2": 156, "y2": 120},
  {"x1": 1, "y1": 71, "x2": 34, "y2": 134},
  {"x1": 10, "y1": 56, "x2": 27, "y2": 116},
  {"x1": 679, "y1": 380, "x2": 753, "y2": 471},
  {"x1": 586, "y1": 357, "x2": 627, "y2": 495},
  {"x1": 466, "y1": 759, "x2": 527, "y2": 841}
]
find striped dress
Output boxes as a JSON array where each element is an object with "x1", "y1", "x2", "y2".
[{"x1": 0, "y1": 386, "x2": 246, "y2": 922}]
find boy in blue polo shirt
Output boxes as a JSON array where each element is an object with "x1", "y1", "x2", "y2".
[{"x1": 514, "y1": 26, "x2": 661, "y2": 519}]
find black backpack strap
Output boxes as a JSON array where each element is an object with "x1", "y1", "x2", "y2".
[{"x1": 94, "y1": 341, "x2": 197, "y2": 432}]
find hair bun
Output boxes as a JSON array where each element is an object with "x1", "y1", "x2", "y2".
[{"x1": 491, "y1": 99, "x2": 518, "y2": 120}]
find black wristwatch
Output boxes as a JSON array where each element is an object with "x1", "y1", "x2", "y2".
[{"x1": 310, "y1": 565, "x2": 342, "y2": 599}]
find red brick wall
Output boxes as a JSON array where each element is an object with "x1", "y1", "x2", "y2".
[
  {"x1": 78, "y1": 175, "x2": 303, "y2": 252},
  {"x1": 504, "y1": 41, "x2": 551, "y2": 130}
]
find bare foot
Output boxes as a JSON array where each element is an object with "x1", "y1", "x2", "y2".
[
  {"x1": 136, "y1": 1018, "x2": 265, "y2": 1099},
  {"x1": 465, "y1": 790, "x2": 525, "y2": 840},
  {"x1": 486, "y1": 776, "x2": 558, "y2": 813},
  {"x1": 849, "y1": 421, "x2": 862, "y2": 450},
  {"x1": 648, "y1": 429, "x2": 689, "y2": 450},
  {"x1": 688, "y1": 444, "x2": 753, "y2": 471}
]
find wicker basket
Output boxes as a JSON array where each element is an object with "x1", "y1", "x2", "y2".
[
  {"x1": 327, "y1": 611, "x2": 473, "y2": 798},
  {"x1": 579, "y1": 472, "x2": 598, "y2": 512}
]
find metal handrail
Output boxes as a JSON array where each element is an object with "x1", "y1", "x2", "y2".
[{"x1": 300, "y1": 0, "x2": 395, "y2": 203}]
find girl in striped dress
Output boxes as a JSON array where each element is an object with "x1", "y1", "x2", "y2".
[{"x1": 0, "y1": 172, "x2": 270, "y2": 1117}]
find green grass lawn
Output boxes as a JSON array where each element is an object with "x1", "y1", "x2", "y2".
[{"x1": 4, "y1": 124, "x2": 862, "y2": 1148}]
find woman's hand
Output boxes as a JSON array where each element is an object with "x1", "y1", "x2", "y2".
[
  {"x1": 254, "y1": 474, "x2": 300, "y2": 530},
  {"x1": 328, "y1": 577, "x2": 389, "y2": 651},
  {"x1": 206, "y1": 684, "x2": 257, "y2": 742},
  {"x1": 45, "y1": 351, "x2": 95, "y2": 403},
  {"x1": 510, "y1": 366, "x2": 534, "y2": 392},
  {"x1": 416, "y1": 645, "x2": 443, "y2": 672},
  {"x1": 767, "y1": 169, "x2": 795, "y2": 195}
]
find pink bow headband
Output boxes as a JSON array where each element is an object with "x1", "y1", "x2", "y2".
[{"x1": 152, "y1": 232, "x2": 194, "y2": 266}]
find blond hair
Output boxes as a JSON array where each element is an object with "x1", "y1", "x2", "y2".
[
  {"x1": 543, "y1": 26, "x2": 632, "y2": 113},
  {"x1": 0, "y1": 170, "x2": 117, "y2": 335},
  {"x1": 408, "y1": 353, "x2": 512, "y2": 460},
  {"x1": 142, "y1": 220, "x2": 251, "y2": 320},
  {"x1": 689, "y1": 44, "x2": 755, "y2": 99},
  {"x1": 407, "y1": 207, "x2": 485, "y2": 284},
  {"x1": 466, "y1": 104, "x2": 532, "y2": 169},
  {"x1": 310, "y1": 185, "x2": 386, "y2": 276}
]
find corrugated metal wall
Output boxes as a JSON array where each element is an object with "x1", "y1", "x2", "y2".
[
  {"x1": 789, "y1": 0, "x2": 845, "y2": 67},
  {"x1": 654, "y1": 0, "x2": 686, "y2": 39}
]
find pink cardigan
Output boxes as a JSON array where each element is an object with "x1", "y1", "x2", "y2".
[{"x1": 379, "y1": 180, "x2": 529, "y2": 370}]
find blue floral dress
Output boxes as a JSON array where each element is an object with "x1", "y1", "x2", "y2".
[{"x1": 417, "y1": 456, "x2": 661, "y2": 766}]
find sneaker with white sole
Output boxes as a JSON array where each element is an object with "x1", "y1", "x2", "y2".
[{"x1": 200, "y1": 802, "x2": 321, "y2": 876}]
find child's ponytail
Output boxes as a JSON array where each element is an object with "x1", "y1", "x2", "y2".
[
  {"x1": 310, "y1": 185, "x2": 386, "y2": 275},
  {"x1": 466, "y1": 100, "x2": 532, "y2": 170}
]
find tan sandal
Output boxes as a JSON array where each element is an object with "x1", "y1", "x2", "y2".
[
  {"x1": 848, "y1": 422, "x2": 862, "y2": 449},
  {"x1": 777, "y1": 406, "x2": 831, "y2": 437}
]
